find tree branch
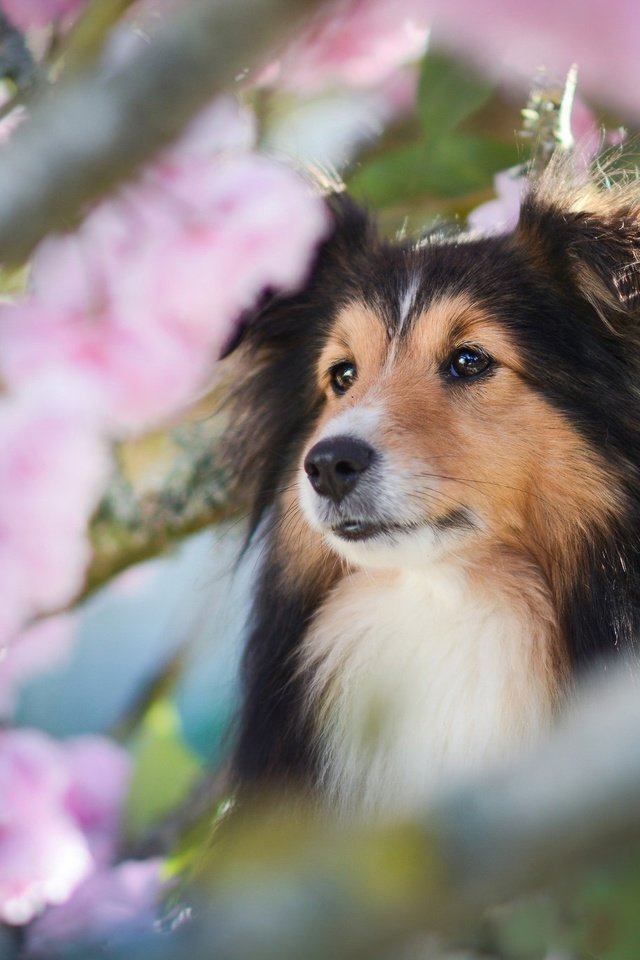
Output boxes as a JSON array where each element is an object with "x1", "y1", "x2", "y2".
[
  {"x1": 84, "y1": 414, "x2": 243, "y2": 601},
  {"x1": 0, "y1": 0, "x2": 326, "y2": 265}
]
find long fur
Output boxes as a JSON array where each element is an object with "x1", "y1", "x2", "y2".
[{"x1": 223, "y1": 158, "x2": 640, "y2": 817}]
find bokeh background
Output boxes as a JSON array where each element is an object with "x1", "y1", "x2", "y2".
[{"x1": 1, "y1": 1, "x2": 640, "y2": 957}]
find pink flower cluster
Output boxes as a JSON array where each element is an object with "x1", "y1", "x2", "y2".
[
  {"x1": 0, "y1": 98, "x2": 328, "y2": 435},
  {"x1": 266, "y1": 0, "x2": 429, "y2": 92},
  {"x1": 0, "y1": 729, "x2": 146, "y2": 927},
  {"x1": 268, "y1": 0, "x2": 640, "y2": 119},
  {"x1": 0, "y1": 27, "x2": 328, "y2": 947},
  {"x1": 0, "y1": 387, "x2": 110, "y2": 644},
  {"x1": 28, "y1": 859, "x2": 163, "y2": 954},
  {"x1": 427, "y1": 0, "x2": 640, "y2": 120},
  {"x1": 0, "y1": 95, "x2": 328, "y2": 651}
]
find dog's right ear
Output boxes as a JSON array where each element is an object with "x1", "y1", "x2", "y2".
[{"x1": 219, "y1": 191, "x2": 375, "y2": 358}]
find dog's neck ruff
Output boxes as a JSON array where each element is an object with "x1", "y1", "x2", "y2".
[{"x1": 299, "y1": 552, "x2": 560, "y2": 818}]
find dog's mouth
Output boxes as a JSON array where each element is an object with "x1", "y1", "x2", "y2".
[
  {"x1": 331, "y1": 520, "x2": 415, "y2": 541},
  {"x1": 330, "y1": 509, "x2": 474, "y2": 543}
]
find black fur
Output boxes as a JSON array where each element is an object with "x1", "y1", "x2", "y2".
[{"x1": 232, "y1": 552, "x2": 325, "y2": 786}]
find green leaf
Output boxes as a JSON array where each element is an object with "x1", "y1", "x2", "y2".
[
  {"x1": 124, "y1": 699, "x2": 201, "y2": 838},
  {"x1": 417, "y1": 51, "x2": 493, "y2": 144},
  {"x1": 348, "y1": 136, "x2": 519, "y2": 208}
]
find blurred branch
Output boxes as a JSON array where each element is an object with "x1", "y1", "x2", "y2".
[
  {"x1": 182, "y1": 668, "x2": 640, "y2": 959},
  {"x1": 57, "y1": 0, "x2": 141, "y2": 75},
  {"x1": 83, "y1": 414, "x2": 243, "y2": 600},
  {"x1": 0, "y1": 0, "x2": 326, "y2": 265}
]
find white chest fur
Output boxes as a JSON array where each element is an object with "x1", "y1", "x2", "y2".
[{"x1": 300, "y1": 559, "x2": 558, "y2": 818}]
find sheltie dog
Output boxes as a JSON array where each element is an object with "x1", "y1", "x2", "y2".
[{"x1": 224, "y1": 158, "x2": 640, "y2": 818}]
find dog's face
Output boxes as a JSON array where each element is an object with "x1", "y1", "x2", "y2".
[
  {"x1": 297, "y1": 283, "x2": 618, "y2": 572},
  {"x1": 233, "y1": 179, "x2": 640, "y2": 591}
]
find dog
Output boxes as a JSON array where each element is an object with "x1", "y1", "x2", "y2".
[{"x1": 223, "y1": 157, "x2": 640, "y2": 818}]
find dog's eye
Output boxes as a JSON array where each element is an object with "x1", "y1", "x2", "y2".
[
  {"x1": 329, "y1": 361, "x2": 357, "y2": 395},
  {"x1": 447, "y1": 346, "x2": 493, "y2": 379}
]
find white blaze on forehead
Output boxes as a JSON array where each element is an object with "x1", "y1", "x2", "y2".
[
  {"x1": 316, "y1": 404, "x2": 382, "y2": 445},
  {"x1": 397, "y1": 272, "x2": 421, "y2": 334}
]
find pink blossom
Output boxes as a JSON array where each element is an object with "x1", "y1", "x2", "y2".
[
  {"x1": 421, "y1": 0, "x2": 640, "y2": 120},
  {"x1": 423, "y1": 0, "x2": 640, "y2": 119},
  {"x1": 27, "y1": 859, "x2": 163, "y2": 953},
  {"x1": 0, "y1": 730, "x2": 133, "y2": 926},
  {"x1": 1, "y1": 0, "x2": 87, "y2": 30},
  {"x1": 0, "y1": 267, "x2": 212, "y2": 434},
  {"x1": 0, "y1": 384, "x2": 110, "y2": 645},
  {"x1": 0, "y1": 615, "x2": 75, "y2": 718},
  {"x1": 270, "y1": 0, "x2": 640, "y2": 119},
  {"x1": 0, "y1": 192, "x2": 207, "y2": 432},
  {"x1": 0, "y1": 730, "x2": 91, "y2": 925},
  {"x1": 158, "y1": 95, "x2": 256, "y2": 166},
  {"x1": 267, "y1": 0, "x2": 429, "y2": 93},
  {"x1": 0, "y1": 97, "x2": 329, "y2": 434},
  {"x1": 0, "y1": 94, "x2": 327, "y2": 652},
  {"x1": 145, "y1": 155, "x2": 331, "y2": 342},
  {"x1": 467, "y1": 167, "x2": 525, "y2": 234},
  {"x1": 64, "y1": 737, "x2": 132, "y2": 865}
]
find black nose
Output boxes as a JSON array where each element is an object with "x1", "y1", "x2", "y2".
[{"x1": 304, "y1": 435, "x2": 374, "y2": 503}]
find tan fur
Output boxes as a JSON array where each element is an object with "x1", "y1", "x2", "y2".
[
  {"x1": 316, "y1": 302, "x2": 388, "y2": 399},
  {"x1": 534, "y1": 152, "x2": 640, "y2": 220},
  {"x1": 276, "y1": 480, "x2": 345, "y2": 593}
]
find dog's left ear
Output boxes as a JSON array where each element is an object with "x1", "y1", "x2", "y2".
[{"x1": 516, "y1": 173, "x2": 640, "y2": 325}]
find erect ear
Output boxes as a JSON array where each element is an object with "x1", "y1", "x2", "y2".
[
  {"x1": 219, "y1": 191, "x2": 374, "y2": 358},
  {"x1": 516, "y1": 169, "x2": 640, "y2": 326}
]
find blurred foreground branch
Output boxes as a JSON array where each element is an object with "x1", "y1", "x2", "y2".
[
  {"x1": 0, "y1": 0, "x2": 325, "y2": 265},
  {"x1": 172, "y1": 668, "x2": 640, "y2": 960}
]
